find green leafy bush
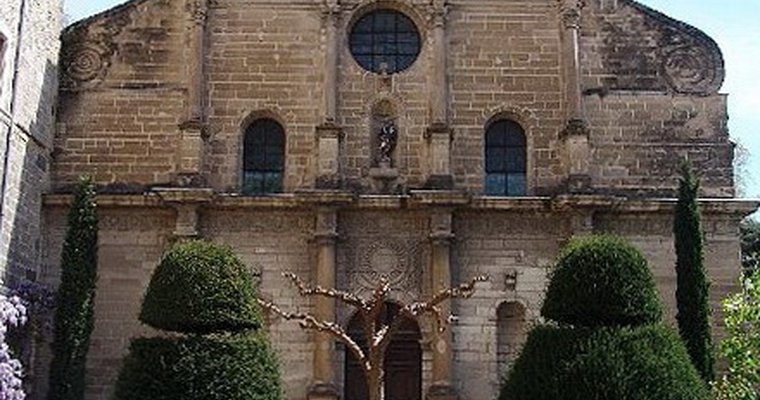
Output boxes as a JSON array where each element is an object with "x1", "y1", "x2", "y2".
[
  {"x1": 501, "y1": 235, "x2": 708, "y2": 400},
  {"x1": 48, "y1": 176, "x2": 98, "y2": 400},
  {"x1": 712, "y1": 271, "x2": 760, "y2": 400},
  {"x1": 139, "y1": 240, "x2": 262, "y2": 334},
  {"x1": 500, "y1": 325, "x2": 709, "y2": 400},
  {"x1": 113, "y1": 335, "x2": 282, "y2": 400},
  {"x1": 541, "y1": 235, "x2": 663, "y2": 327},
  {"x1": 114, "y1": 240, "x2": 281, "y2": 400}
]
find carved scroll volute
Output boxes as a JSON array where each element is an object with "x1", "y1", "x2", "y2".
[
  {"x1": 60, "y1": 13, "x2": 130, "y2": 90},
  {"x1": 659, "y1": 25, "x2": 724, "y2": 94}
]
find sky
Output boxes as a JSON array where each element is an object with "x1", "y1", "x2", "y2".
[{"x1": 64, "y1": 0, "x2": 760, "y2": 200}]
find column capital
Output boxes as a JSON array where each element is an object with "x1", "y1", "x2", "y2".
[
  {"x1": 424, "y1": 123, "x2": 454, "y2": 141},
  {"x1": 321, "y1": 0, "x2": 341, "y2": 23},
  {"x1": 560, "y1": 118, "x2": 590, "y2": 139},
  {"x1": 429, "y1": 210, "x2": 454, "y2": 246},
  {"x1": 188, "y1": 0, "x2": 208, "y2": 25},
  {"x1": 313, "y1": 208, "x2": 339, "y2": 246},
  {"x1": 428, "y1": 8, "x2": 447, "y2": 28},
  {"x1": 558, "y1": 0, "x2": 586, "y2": 29}
]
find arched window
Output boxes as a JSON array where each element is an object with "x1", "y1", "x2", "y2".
[
  {"x1": 242, "y1": 118, "x2": 285, "y2": 195},
  {"x1": 485, "y1": 120, "x2": 527, "y2": 196}
]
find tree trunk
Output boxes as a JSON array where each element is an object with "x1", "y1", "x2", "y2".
[{"x1": 366, "y1": 353, "x2": 385, "y2": 400}]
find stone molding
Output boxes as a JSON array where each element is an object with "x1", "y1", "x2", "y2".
[{"x1": 42, "y1": 191, "x2": 760, "y2": 217}]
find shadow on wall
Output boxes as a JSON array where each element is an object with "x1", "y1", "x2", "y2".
[{"x1": 1, "y1": 59, "x2": 58, "y2": 400}]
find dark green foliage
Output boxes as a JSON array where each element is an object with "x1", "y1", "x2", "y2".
[
  {"x1": 113, "y1": 335, "x2": 282, "y2": 400},
  {"x1": 541, "y1": 235, "x2": 663, "y2": 327},
  {"x1": 740, "y1": 218, "x2": 760, "y2": 275},
  {"x1": 500, "y1": 325, "x2": 709, "y2": 400},
  {"x1": 114, "y1": 240, "x2": 282, "y2": 400},
  {"x1": 139, "y1": 240, "x2": 262, "y2": 334},
  {"x1": 47, "y1": 177, "x2": 98, "y2": 400},
  {"x1": 673, "y1": 162, "x2": 715, "y2": 383}
]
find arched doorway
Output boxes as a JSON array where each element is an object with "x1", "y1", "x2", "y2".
[{"x1": 344, "y1": 303, "x2": 422, "y2": 400}]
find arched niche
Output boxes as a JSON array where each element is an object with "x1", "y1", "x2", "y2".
[
  {"x1": 370, "y1": 99, "x2": 399, "y2": 168},
  {"x1": 496, "y1": 301, "x2": 528, "y2": 379}
]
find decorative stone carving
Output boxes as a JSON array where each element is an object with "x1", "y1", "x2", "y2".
[
  {"x1": 60, "y1": 13, "x2": 130, "y2": 89},
  {"x1": 341, "y1": 235, "x2": 426, "y2": 300},
  {"x1": 609, "y1": 2, "x2": 725, "y2": 95},
  {"x1": 65, "y1": 42, "x2": 109, "y2": 82},
  {"x1": 355, "y1": 240, "x2": 421, "y2": 294},
  {"x1": 660, "y1": 30, "x2": 723, "y2": 94}
]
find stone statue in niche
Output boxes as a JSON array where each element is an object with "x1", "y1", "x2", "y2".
[{"x1": 378, "y1": 120, "x2": 397, "y2": 165}]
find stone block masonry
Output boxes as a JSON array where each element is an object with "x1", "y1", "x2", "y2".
[
  {"x1": 0, "y1": 0, "x2": 61, "y2": 286},
  {"x1": 47, "y1": 1, "x2": 758, "y2": 400}
]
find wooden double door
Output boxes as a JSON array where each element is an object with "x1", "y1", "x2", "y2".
[{"x1": 344, "y1": 303, "x2": 422, "y2": 400}]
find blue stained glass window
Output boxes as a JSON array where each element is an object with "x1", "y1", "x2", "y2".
[
  {"x1": 349, "y1": 10, "x2": 421, "y2": 74},
  {"x1": 243, "y1": 118, "x2": 285, "y2": 195},
  {"x1": 485, "y1": 120, "x2": 527, "y2": 196}
]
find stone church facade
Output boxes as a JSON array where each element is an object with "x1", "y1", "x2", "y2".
[{"x1": 42, "y1": 0, "x2": 756, "y2": 400}]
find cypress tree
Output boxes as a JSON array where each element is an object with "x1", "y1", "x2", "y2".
[
  {"x1": 47, "y1": 177, "x2": 98, "y2": 400},
  {"x1": 674, "y1": 162, "x2": 715, "y2": 383}
]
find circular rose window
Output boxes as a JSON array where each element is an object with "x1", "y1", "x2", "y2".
[{"x1": 349, "y1": 9, "x2": 422, "y2": 74}]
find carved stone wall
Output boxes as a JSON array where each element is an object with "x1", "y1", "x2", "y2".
[
  {"x1": 54, "y1": 0, "x2": 736, "y2": 197},
  {"x1": 582, "y1": 0, "x2": 724, "y2": 95},
  {"x1": 55, "y1": 0, "x2": 186, "y2": 187},
  {"x1": 337, "y1": 211, "x2": 428, "y2": 303}
]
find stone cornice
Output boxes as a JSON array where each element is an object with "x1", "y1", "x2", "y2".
[{"x1": 42, "y1": 191, "x2": 760, "y2": 217}]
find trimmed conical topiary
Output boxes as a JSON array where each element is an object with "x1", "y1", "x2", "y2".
[
  {"x1": 541, "y1": 235, "x2": 663, "y2": 327},
  {"x1": 113, "y1": 240, "x2": 282, "y2": 400},
  {"x1": 500, "y1": 325, "x2": 709, "y2": 400},
  {"x1": 113, "y1": 335, "x2": 282, "y2": 400},
  {"x1": 501, "y1": 235, "x2": 708, "y2": 400},
  {"x1": 139, "y1": 240, "x2": 263, "y2": 334}
]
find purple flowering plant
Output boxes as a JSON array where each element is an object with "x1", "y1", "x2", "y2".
[
  {"x1": 0, "y1": 282, "x2": 55, "y2": 400},
  {"x1": 0, "y1": 294, "x2": 27, "y2": 400}
]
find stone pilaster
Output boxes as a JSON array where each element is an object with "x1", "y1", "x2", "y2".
[
  {"x1": 427, "y1": 209, "x2": 457, "y2": 400},
  {"x1": 308, "y1": 207, "x2": 340, "y2": 400},
  {"x1": 323, "y1": 1, "x2": 340, "y2": 123},
  {"x1": 425, "y1": 2, "x2": 453, "y2": 189},
  {"x1": 177, "y1": 0, "x2": 210, "y2": 186},
  {"x1": 315, "y1": 123, "x2": 343, "y2": 189},
  {"x1": 425, "y1": 124, "x2": 454, "y2": 189},
  {"x1": 558, "y1": 0, "x2": 591, "y2": 193},
  {"x1": 315, "y1": 2, "x2": 343, "y2": 190}
]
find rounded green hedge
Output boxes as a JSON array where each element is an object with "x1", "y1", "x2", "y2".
[
  {"x1": 541, "y1": 235, "x2": 663, "y2": 327},
  {"x1": 113, "y1": 334, "x2": 282, "y2": 400},
  {"x1": 499, "y1": 324, "x2": 709, "y2": 400},
  {"x1": 139, "y1": 240, "x2": 262, "y2": 334}
]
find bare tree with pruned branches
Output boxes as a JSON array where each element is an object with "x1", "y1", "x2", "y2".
[{"x1": 258, "y1": 272, "x2": 489, "y2": 400}]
